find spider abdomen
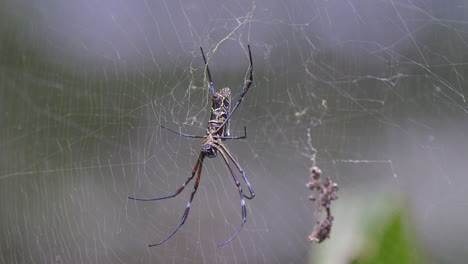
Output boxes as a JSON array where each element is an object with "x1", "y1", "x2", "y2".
[{"x1": 209, "y1": 87, "x2": 231, "y2": 137}]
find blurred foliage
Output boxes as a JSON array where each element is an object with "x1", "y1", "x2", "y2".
[{"x1": 309, "y1": 190, "x2": 429, "y2": 264}]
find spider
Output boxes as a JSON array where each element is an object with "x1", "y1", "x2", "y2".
[{"x1": 129, "y1": 45, "x2": 255, "y2": 247}]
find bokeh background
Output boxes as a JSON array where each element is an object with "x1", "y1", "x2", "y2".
[{"x1": 1, "y1": 0, "x2": 468, "y2": 263}]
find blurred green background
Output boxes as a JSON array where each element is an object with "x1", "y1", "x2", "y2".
[{"x1": 1, "y1": 0, "x2": 468, "y2": 263}]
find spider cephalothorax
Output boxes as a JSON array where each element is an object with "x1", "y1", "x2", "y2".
[
  {"x1": 202, "y1": 134, "x2": 219, "y2": 158},
  {"x1": 129, "y1": 46, "x2": 254, "y2": 247}
]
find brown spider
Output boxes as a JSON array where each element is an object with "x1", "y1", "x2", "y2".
[{"x1": 129, "y1": 46, "x2": 254, "y2": 247}]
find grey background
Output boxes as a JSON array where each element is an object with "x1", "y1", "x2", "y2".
[{"x1": 1, "y1": 0, "x2": 467, "y2": 263}]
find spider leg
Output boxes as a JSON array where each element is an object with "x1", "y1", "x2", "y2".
[
  {"x1": 128, "y1": 153, "x2": 204, "y2": 201},
  {"x1": 216, "y1": 148, "x2": 247, "y2": 247},
  {"x1": 161, "y1": 125, "x2": 204, "y2": 138},
  {"x1": 217, "y1": 45, "x2": 253, "y2": 132},
  {"x1": 148, "y1": 154, "x2": 205, "y2": 247},
  {"x1": 219, "y1": 143, "x2": 255, "y2": 200},
  {"x1": 200, "y1": 47, "x2": 216, "y2": 96},
  {"x1": 220, "y1": 126, "x2": 247, "y2": 140}
]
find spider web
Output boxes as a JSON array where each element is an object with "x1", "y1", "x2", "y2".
[{"x1": 1, "y1": 0, "x2": 468, "y2": 263}]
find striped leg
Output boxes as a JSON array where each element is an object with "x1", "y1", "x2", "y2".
[
  {"x1": 148, "y1": 154, "x2": 205, "y2": 247},
  {"x1": 128, "y1": 153, "x2": 204, "y2": 201},
  {"x1": 216, "y1": 148, "x2": 247, "y2": 247}
]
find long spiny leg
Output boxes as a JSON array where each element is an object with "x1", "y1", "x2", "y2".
[
  {"x1": 216, "y1": 148, "x2": 247, "y2": 247},
  {"x1": 161, "y1": 125, "x2": 204, "y2": 139},
  {"x1": 200, "y1": 47, "x2": 216, "y2": 96},
  {"x1": 148, "y1": 155, "x2": 205, "y2": 247},
  {"x1": 217, "y1": 45, "x2": 253, "y2": 131},
  {"x1": 219, "y1": 144, "x2": 255, "y2": 200},
  {"x1": 128, "y1": 153, "x2": 204, "y2": 201}
]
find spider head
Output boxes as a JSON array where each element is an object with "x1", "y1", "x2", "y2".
[{"x1": 202, "y1": 144, "x2": 217, "y2": 158}]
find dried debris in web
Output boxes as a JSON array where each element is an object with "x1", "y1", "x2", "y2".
[
  {"x1": 302, "y1": 126, "x2": 339, "y2": 243},
  {"x1": 306, "y1": 166, "x2": 338, "y2": 243}
]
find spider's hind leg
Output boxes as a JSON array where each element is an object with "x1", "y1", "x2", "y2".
[
  {"x1": 161, "y1": 125, "x2": 204, "y2": 138},
  {"x1": 200, "y1": 47, "x2": 216, "y2": 96}
]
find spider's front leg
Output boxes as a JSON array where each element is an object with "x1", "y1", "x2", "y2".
[
  {"x1": 128, "y1": 153, "x2": 204, "y2": 201},
  {"x1": 216, "y1": 148, "x2": 248, "y2": 247},
  {"x1": 148, "y1": 154, "x2": 205, "y2": 247},
  {"x1": 219, "y1": 143, "x2": 255, "y2": 200}
]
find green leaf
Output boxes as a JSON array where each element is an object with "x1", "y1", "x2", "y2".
[{"x1": 309, "y1": 192, "x2": 429, "y2": 264}]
